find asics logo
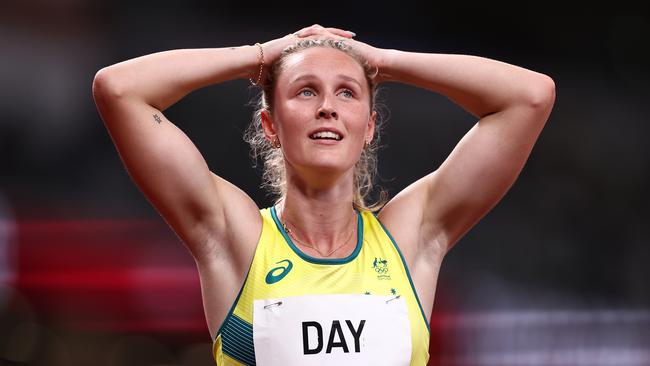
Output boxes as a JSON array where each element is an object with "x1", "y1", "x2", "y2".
[{"x1": 265, "y1": 259, "x2": 293, "y2": 284}]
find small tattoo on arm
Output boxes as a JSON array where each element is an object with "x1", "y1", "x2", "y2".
[{"x1": 153, "y1": 114, "x2": 162, "y2": 124}]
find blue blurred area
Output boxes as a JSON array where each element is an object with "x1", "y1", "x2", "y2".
[{"x1": 1, "y1": 1, "x2": 649, "y2": 365}]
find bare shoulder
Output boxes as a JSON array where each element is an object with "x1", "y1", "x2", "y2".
[
  {"x1": 377, "y1": 171, "x2": 446, "y2": 269},
  {"x1": 192, "y1": 173, "x2": 263, "y2": 273},
  {"x1": 378, "y1": 172, "x2": 447, "y2": 319},
  {"x1": 186, "y1": 173, "x2": 263, "y2": 336}
]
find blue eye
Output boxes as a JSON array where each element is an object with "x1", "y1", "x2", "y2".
[
  {"x1": 339, "y1": 89, "x2": 353, "y2": 98},
  {"x1": 300, "y1": 89, "x2": 314, "y2": 97}
]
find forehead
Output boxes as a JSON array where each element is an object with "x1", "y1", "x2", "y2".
[{"x1": 278, "y1": 47, "x2": 366, "y2": 85}]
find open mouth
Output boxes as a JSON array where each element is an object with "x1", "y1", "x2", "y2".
[{"x1": 309, "y1": 131, "x2": 342, "y2": 141}]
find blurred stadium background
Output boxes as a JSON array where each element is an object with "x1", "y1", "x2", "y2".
[{"x1": 1, "y1": 1, "x2": 649, "y2": 365}]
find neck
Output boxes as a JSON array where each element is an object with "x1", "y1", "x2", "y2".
[{"x1": 278, "y1": 172, "x2": 358, "y2": 258}]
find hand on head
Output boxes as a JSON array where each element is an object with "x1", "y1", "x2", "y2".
[
  {"x1": 292, "y1": 24, "x2": 355, "y2": 39},
  {"x1": 261, "y1": 25, "x2": 385, "y2": 83}
]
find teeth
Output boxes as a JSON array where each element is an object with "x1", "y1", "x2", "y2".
[{"x1": 311, "y1": 131, "x2": 341, "y2": 140}]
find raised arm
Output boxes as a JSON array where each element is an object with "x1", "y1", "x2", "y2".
[
  {"x1": 92, "y1": 46, "x2": 265, "y2": 267},
  {"x1": 91, "y1": 26, "x2": 355, "y2": 267},
  {"x1": 371, "y1": 49, "x2": 555, "y2": 263}
]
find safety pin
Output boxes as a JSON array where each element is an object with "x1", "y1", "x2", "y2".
[
  {"x1": 264, "y1": 301, "x2": 283, "y2": 309},
  {"x1": 386, "y1": 295, "x2": 401, "y2": 304}
]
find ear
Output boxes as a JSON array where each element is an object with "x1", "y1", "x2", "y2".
[
  {"x1": 260, "y1": 109, "x2": 278, "y2": 141},
  {"x1": 366, "y1": 110, "x2": 377, "y2": 144}
]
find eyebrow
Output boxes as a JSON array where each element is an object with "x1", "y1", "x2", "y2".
[{"x1": 289, "y1": 74, "x2": 363, "y2": 88}]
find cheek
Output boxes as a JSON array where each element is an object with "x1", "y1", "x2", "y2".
[
  {"x1": 346, "y1": 106, "x2": 372, "y2": 134},
  {"x1": 273, "y1": 107, "x2": 310, "y2": 143}
]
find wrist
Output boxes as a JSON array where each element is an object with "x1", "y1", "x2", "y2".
[
  {"x1": 249, "y1": 43, "x2": 265, "y2": 86},
  {"x1": 376, "y1": 48, "x2": 400, "y2": 82},
  {"x1": 215, "y1": 45, "x2": 263, "y2": 81}
]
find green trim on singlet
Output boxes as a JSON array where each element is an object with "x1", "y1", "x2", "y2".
[
  {"x1": 213, "y1": 266, "x2": 256, "y2": 364},
  {"x1": 220, "y1": 314, "x2": 256, "y2": 365},
  {"x1": 376, "y1": 218, "x2": 431, "y2": 332},
  {"x1": 214, "y1": 271, "x2": 248, "y2": 342},
  {"x1": 270, "y1": 206, "x2": 363, "y2": 265}
]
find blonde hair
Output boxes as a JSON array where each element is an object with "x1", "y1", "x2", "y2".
[{"x1": 244, "y1": 39, "x2": 387, "y2": 212}]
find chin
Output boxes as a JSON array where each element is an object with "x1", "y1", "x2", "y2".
[
  {"x1": 286, "y1": 146, "x2": 360, "y2": 177},
  {"x1": 307, "y1": 161, "x2": 350, "y2": 175},
  {"x1": 295, "y1": 157, "x2": 356, "y2": 178}
]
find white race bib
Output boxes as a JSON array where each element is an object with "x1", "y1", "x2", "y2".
[{"x1": 253, "y1": 294, "x2": 412, "y2": 366}]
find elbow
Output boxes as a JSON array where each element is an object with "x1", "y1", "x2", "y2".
[
  {"x1": 525, "y1": 73, "x2": 556, "y2": 114},
  {"x1": 483, "y1": 74, "x2": 556, "y2": 120},
  {"x1": 92, "y1": 67, "x2": 128, "y2": 103}
]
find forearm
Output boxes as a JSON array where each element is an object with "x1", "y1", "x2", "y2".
[
  {"x1": 93, "y1": 45, "x2": 259, "y2": 111},
  {"x1": 379, "y1": 50, "x2": 554, "y2": 118}
]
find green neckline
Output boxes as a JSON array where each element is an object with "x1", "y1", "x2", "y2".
[{"x1": 270, "y1": 206, "x2": 363, "y2": 265}]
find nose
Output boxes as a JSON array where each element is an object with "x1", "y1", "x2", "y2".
[
  {"x1": 318, "y1": 108, "x2": 338, "y2": 119},
  {"x1": 316, "y1": 96, "x2": 338, "y2": 119}
]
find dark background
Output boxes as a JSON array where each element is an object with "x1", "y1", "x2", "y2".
[{"x1": 1, "y1": 1, "x2": 649, "y2": 365}]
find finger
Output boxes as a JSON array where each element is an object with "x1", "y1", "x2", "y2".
[
  {"x1": 325, "y1": 27, "x2": 356, "y2": 38},
  {"x1": 295, "y1": 25, "x2": 355, "y2": 39},
  {"x1": 295, "y1": 29, "x2": 321, "y2": 38},
  {"x1": 293, "y1": 24, "x2": 324, "y2": 37},
  {"x1": 300, "y1": 34, "x2": 348, "y2": 43}
]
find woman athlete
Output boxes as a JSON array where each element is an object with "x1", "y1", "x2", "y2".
[{"x1": 92, "y1": 25, "x2": 555, "y2": 365}]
